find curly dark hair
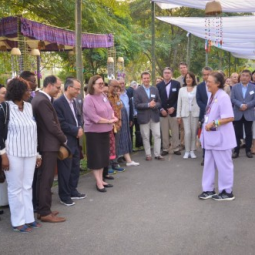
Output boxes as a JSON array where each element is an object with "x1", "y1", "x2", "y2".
[{"x1": 5, "y1": 78, "x2": 28, "y2": 101}]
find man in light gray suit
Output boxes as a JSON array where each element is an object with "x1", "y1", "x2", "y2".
[
  {"x1": 134, "y1": 71, "x2": 163, "y2": 161},
  {"x1": 231, "y1": 69, "x2": 255, "y2": 158}
]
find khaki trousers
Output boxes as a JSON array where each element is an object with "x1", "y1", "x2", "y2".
[
  {"x1": 160, "y1": 116, "x2": 180, "y2": 152},
  {"x1": 182, "y1": 115, "x2": 198, "y2": 152},
  {"x1": 140, "y1": 120, "x2": 161, "y2": 157}
]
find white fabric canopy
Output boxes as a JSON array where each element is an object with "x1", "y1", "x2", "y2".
[
  {"x1": 157, "y1": 16, "x2": 255, "y2": 58},
  {"x1": 154, "y1": 0, "x2": 255, "y2": 13}
]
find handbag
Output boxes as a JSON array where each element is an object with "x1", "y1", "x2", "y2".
[{"x1": 0, "y1": 102, "x2": 10, "y2": 183}]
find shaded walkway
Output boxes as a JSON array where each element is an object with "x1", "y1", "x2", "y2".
[{"x1": 1, "y1": 148, "x2": 255, "y2": 255}]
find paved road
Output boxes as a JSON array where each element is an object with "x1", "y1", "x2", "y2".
[{"x1": 1, "y1": 148, "x2": 255, "y2": 255}]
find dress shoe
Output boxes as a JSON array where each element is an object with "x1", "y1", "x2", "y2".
[
  {"x1": 37, "y1": 211, "x2": 59, "y2": 220},
  {"x1": 154, "y1": 155, "x2": 164, "y2": 160},
  {"x1": 173, "y1": 151, "x2": 181, "y2": 156},
  {"x1": 40, "y1": 213, "x2": 66, "y2": 223},
  {"x1": 180, "y1": 144, "x2": 185, "y2": 151},
  {"x1": 246, "y1": 151, "x2": 253, "y2": 158},
  {"x1": 103, "y1": 183, "x2": 113, "y2": 188},
  {"x1": 146, "y1": 156, "x2": 152, "y2": 161},
  {"x1": 104, "y1": 175, "x2": 114, "y2": 180},
  {"x1": 96, "y1": 185, "x2": 107, "y2": 192},
  {"x1": 161, "y1": 151, "x2": 169, "y2": 156},
  {"x1": 232, "y1": 152, "x2": 239, "y2": 159}
]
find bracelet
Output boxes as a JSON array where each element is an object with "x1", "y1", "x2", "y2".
[{"x1": 36, "y1": 154, "x2": 42, "y2": 159}]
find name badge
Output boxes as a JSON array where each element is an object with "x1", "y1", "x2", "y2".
[
  {"x1": 117, "y1": 101, "x2": 121, "y2": 105},
  {"x1": 250, "y1": 91, "x2": 254, "y2": 95},
  {"x1": 103, "y1": 97, "x2": 107, "y2": 102},
  {"x1": 151, "y1": 94, "x2": 155, "y2": 98},
  {"x1": 172, "y1": 88, "x2": 177, "y2": 92},
  {"x1": 204, "y1": 116, "x2": 209, "y2": 124}
]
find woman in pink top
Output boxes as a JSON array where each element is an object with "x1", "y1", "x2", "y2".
[{"x1": 83, "y1": 75, "x2": 118, "y2": 192}]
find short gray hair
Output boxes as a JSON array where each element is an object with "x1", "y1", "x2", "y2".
[
  {"x1": 64, "y1": 77, "x2": 80, "y2": 91},
  {"x1": 130, "y1": 81, "x2": 138, "y2": 87}
]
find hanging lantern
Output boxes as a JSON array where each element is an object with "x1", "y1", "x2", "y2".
[
  {"x1": 31, "y1": 49, "x2": 40, "y2": 56},
  {"x1": 107, "y1": 57, "x2": 114, "y2": 63},
  {"x1": 117, "y1": 57, "x2": 124, "y2": 63},
  {"x1": 38, "y1": 40, "x2": 46, "y2": 50},
  {"x1": 205, "y1": 1, "x2": 222, "y2": 16},
  {"x1": 11, "y1": 48, "x2": 21, "y2": 56}
]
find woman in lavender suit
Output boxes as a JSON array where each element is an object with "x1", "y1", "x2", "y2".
[{"x1": 199, "y1": 72, "x2": 236, "y2": 201}]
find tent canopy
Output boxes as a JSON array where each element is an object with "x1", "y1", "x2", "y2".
[
  {"x1": 0, "y1": 16, "x2": 114, "y2": 51},
  {"x1": 154, "y1": 0, "x2": 255, "y2": 12},
  {"x1": 157, "y1": 16, "x2": 255, "y2": 58}
]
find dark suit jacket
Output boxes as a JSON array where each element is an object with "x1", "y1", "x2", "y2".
[
  {"x1": 53, "y1": 95, "x2": 81, "y2": 154},
  {"x1": 134, "y1": 85, "x2": 161, "y2": 125},
  {"x1": 32, "y1": 92, "x2": 66, "y2": 152},
  {"x1": 196, "y1": 81, "x2": 208, "y2": 122},
  {"x1": 157, "y1": 79, "x2": 180, "y2": 117},
  {"x1": 126, "y1": 87, "x2": 134, "y2": 99}
]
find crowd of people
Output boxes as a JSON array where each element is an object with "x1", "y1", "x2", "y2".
[{"x1": 1, "y1": 63, "x2": 255, "y2": 232}]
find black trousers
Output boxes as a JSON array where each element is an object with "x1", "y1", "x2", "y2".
[
  {"x1": 32, "y1": 168, "x2": 38, "y2": 211},
  {"x1": 37, "y1": 151, "x2": 58, "y2": 216},
  {"x1": 234, "y1": 116, "x2": 253, "y2": 153},
  {"x1": 130, "y1": 117, "x2": 143, "y2": 148},
  {"x1": 57, "y1": 145, "x2": 80, "y2": 201}
]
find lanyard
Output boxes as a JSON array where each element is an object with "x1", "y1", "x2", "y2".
[{"x1": 205, "y1": 95, "x2": 214, "y2": 115}]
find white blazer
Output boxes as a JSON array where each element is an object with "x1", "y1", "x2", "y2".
[{"x1": 176, "y1": 86, "x2": 200, "y2": 118}]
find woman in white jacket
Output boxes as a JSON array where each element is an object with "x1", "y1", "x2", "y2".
[{"x1": 177, "y1": 72, "x2": 200, "y2": 159}]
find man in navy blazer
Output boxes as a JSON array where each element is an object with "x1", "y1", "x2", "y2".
[
  {"x1": 53, "y1": 78, "x2": 86, "y2": 206},
  {"x1": 157, "y1": 67, "x2": 181, "y2": 155},
  {"x1": 231, "y1": 70, "x2": 255, "y2": 158},
  {"x1": 196, "y1": 66, "x2": 212, "y2": 165}
]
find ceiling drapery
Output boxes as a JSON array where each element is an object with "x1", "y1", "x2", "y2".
[
  {"x1": 157, "y1": 16, "x2": 255, "y2": 59},
  {"x1": 153, "y1": 0, "x2": 255, "y2": 12}
]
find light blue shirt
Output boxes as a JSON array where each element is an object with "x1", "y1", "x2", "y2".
[
  {"x1": 143, "y1": 85, "x2": 150, "y2": 98},
  {"x1": 241, "y1": 83, "x2": 248, "y2": 98},
  {"x1": 120, "y1": 91, "x2": 130, "y2": 120}
]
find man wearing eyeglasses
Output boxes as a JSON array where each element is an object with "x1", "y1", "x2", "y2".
[
  {"x1": 32, "y1": 75, "x2": 67, "y2": 223},
  {"x1": 53, "y1": 78, "x2": 86, "y2": 206},
  {"x1": 20, "y1": 71, "x2": 38, "y2": 102}
]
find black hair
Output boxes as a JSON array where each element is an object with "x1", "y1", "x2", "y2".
[
  {"x1": 20, "y1": 71, "x2": 35, "y2": 80},
  {"x1": 5, "y1": 78, "x2": 28, "y2": 101},
  {"x1": 43, "y1": 75, "x2": 57, "y2": 88}
]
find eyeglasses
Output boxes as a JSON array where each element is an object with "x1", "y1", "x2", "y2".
[
  {"x1": 95, "y1": 82, "x2": 104, "y2": 86},
  {"x1": 72, "y1": 87, "x2": 81, "y2": 91}
]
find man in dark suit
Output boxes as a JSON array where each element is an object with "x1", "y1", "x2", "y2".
[
  {"x1": 53, "y1": 78, "x2": 86, "y2": 206},
  {"x1": 196, "y1": 66, "x2": 212, "y2": 165},
  {"x1": 134, "y1": 71, "x2": 163, "y2": 161},
  {"x1": 231, "y1": 70, "x2": 255, "y2": 158},
  {"x1": 157, "y1": 67, "x2": 181, "y2": 156},
  {"x1": 20, "y1": 71, "x2": 37, "y2": 102},
  {"x1": 32, "y1": 75, "x2": 67, "y2": 223}
]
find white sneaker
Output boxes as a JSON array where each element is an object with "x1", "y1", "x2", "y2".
[
  {"x1": 183, "y1": 152, "x2": 190, "y2": 159},
  {"x1": 126, "y1": 161, "x2": 140, "y2": 166},
  {"x1": 190, "y1": 151, "x2": 197, "y2": 159}
]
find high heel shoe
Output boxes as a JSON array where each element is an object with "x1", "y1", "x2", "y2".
[
  {"x1": 96, "y1": 185, "x2": 107, "y2": 192},
  {"x1": 103, "y1": 183, "x2": 113, "y2": 188}
]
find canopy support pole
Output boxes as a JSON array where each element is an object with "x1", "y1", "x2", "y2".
[
  {"x1": 75, "y1": 0, "x2": 84, "y2": 97},
  {"x1": 151, "y1": 1, "x2": 156, "y2": 85},
  {"x1": 205, "y1": 52, "x2": 208, "y2": 66}
]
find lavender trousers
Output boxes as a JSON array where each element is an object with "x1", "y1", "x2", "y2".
[{"x1": 202, "y1": 149, "x2": 234, "y2": 193}]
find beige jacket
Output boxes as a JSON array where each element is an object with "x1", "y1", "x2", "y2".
[{"x1": 176, "y1": 86, "x2": 200, "y2": 118}]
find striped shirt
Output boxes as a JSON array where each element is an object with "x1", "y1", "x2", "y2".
[{"x1": 6, "y1": 101, "x2": 37, "y2": 157}]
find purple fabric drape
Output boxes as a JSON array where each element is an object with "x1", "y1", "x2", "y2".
[{"x1": 0, "y1": 16, "x2": 114, "y2": 49}]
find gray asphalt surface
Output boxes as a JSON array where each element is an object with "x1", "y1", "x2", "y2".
[{"x1": 1, "y1": 148, "x2": 255, "y2": 255}]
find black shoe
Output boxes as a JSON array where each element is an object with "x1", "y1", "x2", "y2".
[
  {"x1": 246, "y1": 151, "x2": 253, "y2": 158},
  {"x1": 212, "y1": 190, "x2": 235, "y2": 201},
  {"x1": 201, "y1": 159, "x2": 204, "y2": 166},
  {"x1": 60, "y1": 198, "x2": 75, "y2": 206},
  {"x1": 198, "y1": 191, "x2": 216, "y2": 200},
  {"x1": 155, "y1": 155, "x2": 165, "y2": 160},
  {"x1": 0, "y1": 210, "x2": 3, "y2": 215},
  {"x1": 173, "y1": 151, "x2": 181, "y2": 156},
  {"x1": 71, "y1": 193, "x2": 87, "y2": 200},
  {"x1": 104, "y1": 175, "x2": 114, "y2": 180},
  {"x1": 103, "y1": 184, "x2": 113, "y2": 188},
  {"x1": 161, "y1": 151, "x2": 169, "y2": 156},
  {"x1": 96, "y1": 185, "x2": 107, "y2": 192},
  {"x1": 232, "y1": 152, "x2": 239, "y2": 158}
]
